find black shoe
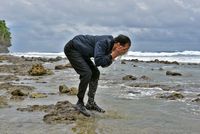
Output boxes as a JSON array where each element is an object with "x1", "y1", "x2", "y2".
[
  {"x1": 86, "y1": 101, "x2": 105, "y2": 113},
  {"x1": 75, "y1": 101, "x2": 91, "y2": 117}
]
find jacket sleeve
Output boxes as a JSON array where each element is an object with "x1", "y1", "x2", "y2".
[{"x1": 94, "y1": 40, "x2": 113, "y2": 68}]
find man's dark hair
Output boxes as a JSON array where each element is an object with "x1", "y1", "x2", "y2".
[{"x1": 114, "y1": 34, "x2": 131, "y2": 46}]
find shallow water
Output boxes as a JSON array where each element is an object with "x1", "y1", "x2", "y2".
[{"x1": 1, "y1": 59, "x2": 200, "y2": 134}]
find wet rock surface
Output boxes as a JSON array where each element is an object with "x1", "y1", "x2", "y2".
[
  {"x1": 147, "y1": 59, "x2": 180, "y2": 65},
  {"x1": 29, "y1": 93, "x2": 48, "y2": 98},
  {"x1": 192, "y1": 98, "x2": 200, "y2": 102},
  {"x1": 0, "y1": 82, "x2": 35, "y2": 93},
  {"x1": 166, "y1": 71, "x2": 182, "y2": 76},
  {"x1": 0, "y1": 83, "x2": 34, "y2": 101},
  {"x1": 68, "y1": 87, "x2": 78, "y2": 95},
  {"x1": 122, "y1": 75, "x2": 137, "y2": 80},
  {"x1": 139, "y1": 75, "x2": 150, "y2": 80},
  {"x1": 0, "y1": 96, "x2": 9, "y2": 108},
  {"x1": 59, "y1": 85, "x2": 78, "y2": 95},
  {"x1": 0, "y1": 75, "x2": 19, "y2": 81},
  {"x1": 11, "y1": 89, "x2": 28, "y2": 96},
  {"x1": 59, "y1": 84, "x2": 70, "y2": 93},
  {"x1": 0, "y1": 64, "x2": 32, "y2": 75},
  {"x1": 28, "y1": 64, "x2": 51, "y2": 76},
  {"x1": 43, "y1": 101, "x2": 84, "y2": 124},
  {"x1": 156, "y1": 92, "x2": 184, "y2": 100},
  {"x1": 124, "y1": 59, "x2": 181, "y2": 65},
  {"x1": 55, "y1": 63, "x2": 72, "y2": 70},
  {"x1": 21, "y1": 56, "x2": 63, "y2": 62},
  {"x1": 121, "y1": 60, "x2": 126, "y2": 64},
  {"x1": 0, "y1": 54, "x2": 200, "y2": 133},
  {"x1": 17, "y1": 100, "x2": 87, "y2": 124},
  {"x1": 128, "y1": 83, "x2": 178, "y2": 91},
  {"x1": 127, "y1": 91, "x2": 141, "y2": 94},
  {"x1": 17, "y1": 104, "x2": 54, "y2": 112}
]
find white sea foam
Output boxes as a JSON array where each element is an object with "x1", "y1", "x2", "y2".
[
  {"x1": 6, "y1": 50, "x2": 200, "y2": 63},
  {"x1": 121, "y1": 51, "x2": 200, "y2": 63},
  {"x1": 126, "y1": 51, "x2": 200, "y2": 57},
  {"x1": 7, "y1": 52, "x2": 66, "y2": 58}
]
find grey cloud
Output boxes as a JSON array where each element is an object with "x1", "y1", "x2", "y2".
[{"x1": 0, "y1": 0, "x2": 199, "y2": 52}]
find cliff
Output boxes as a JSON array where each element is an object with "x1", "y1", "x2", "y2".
[{"x1": 0, "y1": 20, "x2": 11, "y2": 53}]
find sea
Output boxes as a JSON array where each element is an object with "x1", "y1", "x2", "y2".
[{"x1": 8, "y1": 50, "x2": 200, "y2": 64}]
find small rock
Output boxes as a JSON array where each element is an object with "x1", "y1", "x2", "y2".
[
  {"x1": 30, "y1": 93, "x2": 48, "y2": 98},
  {"x1": 159, "y1": 68, "x2": 164, "y2": 71},
  {"x1": 48, "y1": 56, "x2": 62, "y2": 62},
  {"x1": 68, "y1": 87, "x2": 78, "y2": 95},
  {"x1": 156, "y1": 92, "x2": 184, "y2": 100},
  {"x1": 140, "y1": 75, "x2": 150, "y2": 80},
  {"x1": 188, "y1": 63, "x2": 198, "y2": 65},
  {"x1": 65, "y1": 63, "x2": 72, "y2": 68},
  {"x1": 48, "y1": 93, "x2": 57, "y2": 95},
  {"x1": 17, "y1": 104, "x2": 54, "y2": 112},
  {"x1": 55, "y1": 65, "x2": 66, "y2": 70},
  {"x1": 192, "y1": 98, "x2": 200, "y2": 102},
  {"x1": 28, "y1": 64, "x2": 48, "y2": 76},
  {"x1": 127, "y1": 91, "x2": 141, "y2": 94},
  {"x1": 59, "y1": 85, "x2": 78, "y2": 95},
  {"x1": 122, "y1": 75, "x2": 137, "y2": 80},
  {"x1": 46, "y1": 69, "x2": 54, "y2": 75},
  {"x1": 35, "y1": 81, "x2": 47, "y2": 83},
  {"x1": 166, "y1": 71, "x2": 182, "y2": 76},
  {"x1": 131, "y1": 59, "x2": 139, "y2": 62},
  {"x1": 0, "y1": 56, "x2": 7, "y2": 61},
  {"x1": 121, "y1": 61, "x2": 126, "y2": 64},
  {"x1": 10, "y1": 96, "x2": 26, "y2": 101},
  {"x1": 197, "y1": 94, "x2": 200, "y2": 97},
  {"x1": 59, "y1": 85, "x2": 70, "y2": 93},
  {"x1": 11, "y1": 89, "x2": 28, "y2": 96},
  {"x1": 55, "y1": 56, "x2": 62, "y2": 61},
  {"x1": 0, "y1": 96, "x2": 9, "y2": 108},
  {"x1": 171, "y1": 61, "x2": 180, "y2": 65},
  {"x1": 55, "y1": 63, "x2": 72, "y2": 70}
]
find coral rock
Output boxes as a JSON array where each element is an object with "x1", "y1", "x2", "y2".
[{"x1": 28, "y1": 64, "x2": 52, "y2": 76}]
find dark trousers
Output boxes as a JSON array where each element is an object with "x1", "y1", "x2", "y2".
[{"x1": 64, "y1": 40, "x2": 100, "y2": 103}]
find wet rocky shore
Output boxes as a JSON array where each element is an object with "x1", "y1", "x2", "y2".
[
  {"x1": 0, "y1": 54, "x2": 200, "y2": 134},
  {"x1": 0, "y1": 54, "x2": 82, "y2": 123}
]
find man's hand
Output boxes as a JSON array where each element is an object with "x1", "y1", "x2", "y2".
[
  {"x1": 111, "y1": 50, "x2": 120, "y2": 60},
  {"x1": 111, "y1": 46, "x2": 128, "y2": 60}
]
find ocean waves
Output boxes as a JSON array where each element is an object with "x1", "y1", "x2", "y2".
[{"x1": 8, "y1": 50, "x2": 200, "y2": 63}]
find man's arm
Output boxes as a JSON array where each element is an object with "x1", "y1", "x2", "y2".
[{"x1": 94, "y1": 40, "x2": 113, "y2": 68}]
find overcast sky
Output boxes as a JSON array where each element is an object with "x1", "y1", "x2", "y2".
[{"x1": 0, "y1": 0, "x2": 200, "y2": 52}]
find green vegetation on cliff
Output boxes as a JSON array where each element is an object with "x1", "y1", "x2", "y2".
[{"x1": 0, "y1": 20, "x2": 11, "y2": 47}]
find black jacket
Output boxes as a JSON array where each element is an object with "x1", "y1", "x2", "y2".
[{"x1": 69, "y1": 35, "x2": 114, "y2": 67}]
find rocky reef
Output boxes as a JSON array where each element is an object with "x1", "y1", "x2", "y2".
[{"x1": 17, "y1": 100, "x2": 87, "y2": 124}]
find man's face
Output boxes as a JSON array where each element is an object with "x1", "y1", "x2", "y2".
[{"x1": 116, "y1": 43, "x2": 130, "y2": 55}]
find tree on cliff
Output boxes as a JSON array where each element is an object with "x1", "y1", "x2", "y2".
[{"x1": 0, "y1": 20, "x2": 11, "y2": 53}]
